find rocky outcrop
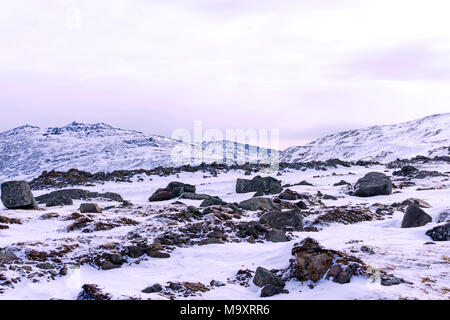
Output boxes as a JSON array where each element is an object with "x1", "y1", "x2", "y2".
[
  {"x1": 1, "y1": 181, "x2": 39, "y2": 210},
  {"x1": 259, "y1": 210, "x2": 303, "y2": 231},
  {"x1": 236, "y1": 176, "x2": 282, "y2": 195},
  {"x1": 401, "y1": 205, "x2": 432, "y2": 228},
  {"x1": 353, "y1": 172, "x2": 392, "y2": 197}
]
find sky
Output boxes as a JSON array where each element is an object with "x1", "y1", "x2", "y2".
[{"x1": 1, "y1": 0, "x2": 450, "y2": 149}]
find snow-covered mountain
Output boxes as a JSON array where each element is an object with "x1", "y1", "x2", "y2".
[
  {"x1": 281, "y1": 113, "x2": 450, "y2": 163},
  {"x1": 0, "y1": 122, "x2": 276, "y2": 180}
]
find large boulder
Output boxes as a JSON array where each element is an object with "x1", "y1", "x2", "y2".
[
  {"x1": 1, "y1": 181, "x2": 39, "y2": 210},
  {"x1": 236, "y1": 176, "x2": 282, "y2": 195},
  {"x1": 238, "y1": 198, "x2": 279, "y2": 211},
  {"x1": 425, "y1": 223, "x2": 449, "y2": 241},
  {"x1": 353, "y1": 172, "x2": 392, "y2": 197},
  {"x1": 259, "y1": 209, "x2": 303, "y2": 231},
  {"x1": 401, "y1": 205, "x2": 432, "y2": 228}
]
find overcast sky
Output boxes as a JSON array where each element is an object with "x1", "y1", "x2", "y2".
[{"x1": 1, "y1": 0, "x2": 450, "y2": 148}]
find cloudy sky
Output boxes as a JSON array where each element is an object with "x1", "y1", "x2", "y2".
[{"x1": 1, "y1": 0, "x2": 450, "y2": 148}]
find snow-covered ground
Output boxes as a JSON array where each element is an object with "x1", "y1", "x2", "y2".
[{"x1": 0, "y1": 163, "x2": 449, "y2": 300}]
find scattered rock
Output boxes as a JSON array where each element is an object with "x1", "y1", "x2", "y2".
[
  {"x1": 266, "y1": 229, "x2": 288, "y2": 243},
  {"x1": 200, "y1": 197, "x2": 227, "y2": 207},
  {"x1": 238, "y1": 197, "x2": 279, "y2": 211},
  {"x1": 142, "y1": 283, "x2": 163, "y2": 293},
  {"x1": 353, "y1": 172, "x2": 392, "y2": 197},
  {"x1": 1, "y1": 181, "x2": 39, "y2": 210},
  {"x1": 149, "y1": 188, "x2": 174, "y2": 202},
  {"x1": 425, "y1": 223, "x2": 449, "y2": 241},
  {"x1": 259, "y1": 210, "x2": 303, "y2": 231},
  {"x1": 401, "y1": 198, "x2": 432, "y2": 209},
  {"x1": 401, "y1": 205, "x2": 432, "y2": 228},
  {"x1": 236, "y1": 176, "x2": 282, "y2": 195},
  {"x1": 46, "y1": 196, "x2": 73, "y2": 207},
  {"x1": 437, "y1": 210, "x2": 450, "y2": 223},
  {"x1": 333, "y1": 180, "x2": 350, "y2": 186},
  {"x1": 80, "y1": 203, "x2": 102, "y2": 213},
  {"x1": 260, "y1": 284, "x2": 283, "y2": 297},
  {"x1": 35, "y1": 189, "x2": 123, "y2": 204},
  {"x1": 77, "y1": 284, "x2": 111, "y2": 300},
  {"x1": 253, "y1": 267, "x2": 285, "y2": 288}
]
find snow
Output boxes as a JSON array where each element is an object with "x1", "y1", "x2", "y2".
[{"x1": 1, "y1": 162, "x2": 449, "y2": 300}]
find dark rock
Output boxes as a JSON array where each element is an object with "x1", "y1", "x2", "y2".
[
  {"x1": 80, "y1": 203, "x2": 102, "y2": 213},
  {"x1": 100, "y1": 261, "x2": 121, "y2": 270},
  {"x1": 77, "y1": 284, "x2": 111, "y2": 300},
  {"x1": 46, "y1": 196, "x2": 73, "y2": 207},
  {"x1": 393, "y1": 165, "x2": 419, "y2": 177},
  {"x1": 35, "y1": 189, "x2": 123, "y2": 204},
  {"x1": 1, "y1": 181, "x2": 39, "y2": 210},
  {"x1": 401, "y1": 205, "x2": 432, "y2": 228},
  {"x1": 200, "y1": 196, "x2": 227, "y2": 207},
  {"x1": 425, "y1": 223, "x2": 449, "y2": 241},
  {"x1": 0, "y1": 252, "x2": 18, "y2": 264},
  {"x1": 127, "y1": 245, "x2": 147, "y2": 258},
  {"x1": 36, "y1": 262, "x2": 54, "y2": 270},
  {"x1": 147, "y1": 249, "x2": 171, "y2": 258},
  {"x1": 266, "y1": 229, "x2": 288, "y2": 242},
  {"x1": 253, "y1": 267, "x2": 285, "y2": 288},
  {"x1": 142, "y1": 283, "x2": 163, "y2": 293},
  {"x1": 238, "y1": 197, "x2": 279, "y2": 211},
  {"x1": 149, "y1": 188, "x2": 175, "y2": 202},
  {"x1": 333, "y1": 180, "x2": 350, "y2": 186},
  {"x1": 167, "y1": 182, "x2": 196, "y2": 196},
  {"x1": 260, "y1": 284, "x2": 283, "y2": 297},
  {"x1": 323, "y1": 194, "x2": 338, "y2": 200},
  {"x1": 236, "y1": 176, "x2": 282, "y2": 195},
  {"x1": 380, "y1": 274, "x2": 413, "y2": 286},
  {"x1": 259, "y1": 210, "x2": 303, "y2": 231},
  {"x1": 353, "y1": 172, "x2": 392, "y2": 197},
  {"x1": 401, "y1": 198, "x2": 432, "y2": 208},
  {"x1": 180, "y1": 192, "x2": 211, "y2": 200},
  {"x1": 278, "y1": 192, "x2": 298, "y2": 201},
  {"x1": 295, "y1": 201, "x2": 308, "y2": 209}
]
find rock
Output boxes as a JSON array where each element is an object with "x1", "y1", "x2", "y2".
[
  {"x1": 80, "y1": 203, "x2": 102, "y2": 213},
  {"x1": 110, "y1": 254, "x2": 123, "y2": 265},
  {"x1": 393, "y1": 165, "x2": 418, "y2": 177},
  {"x1": 437, "y1": 210, "x2": 450, "y2": 223},
  {"x1": 149, "y1": 188, "x2": 175, "y2": 202},
  {"x1": 200, "y1": 196, "x2": 227, "y2": 207},
  {"x1": 37, "y1": 262, "x2": 54, "y2": 270},
  {"x1": 295, "y1": 201, "x2": 308, "y2": 210},
  {"x1": 333, "y1": 180, "x2": 350, "y2": 186},
  {"x1": 401, "y1": 198, "x2": 432, "y2": 209},
  {"x1": 253, "y1": 267, "x2": 285, "y2": 288},
  {"x1": 260, "y1": 284, "x2": 283, "y2": 297},
  {"x1": 0, "y1": 251, "x2": 18, "y2": 264},
  {"x1": 236, "y1": 176, "x2": 282, "y2": 195},
  {"x1": 259, "y1": 210, "x2": 303, "y2": 231},
  {"x1": 401, "y1": 205, "x2": 432, "y2": 228},
  {"x1": 1, "y1": 181, "x2": 39, "y2": 210},
  {"x1": 46, "y1": 196, "x2": 73, "y2": 207},
  {"x1": 35, "y1": 189, "x2": 123, "y2": 204},
  {"x1": 238, "y1": 198, "x2": 279, "y2": 211},
  {"x1": 142, "y1": 283, "x2": 163, "y2": 293},
  {"x1": 425, "y1": 223, "x2": 449, "y2": 241},
  {"x1": 353, "y1": 172, "x2": 392, "y2": 197},
  {"x1": 380, "y1": 274, "x2": 413, "y2": 286},
  {"x1": 180, "y1": 192, "x2": 211, "y2": 200},
  {"x1": 266, "y1": 229, "x2": 288, "y2": 242},
  {"x1": 323, "y1": 194, "x2": 338, "y2": 200},
  {"x1": 290, "y1": 238, "x2": 365, "y2": 284},
  {"x1": 167, "y1": 182, "x2": 196, "y2": 196},
  {"x1": 147, "y1": 249, "x2": 171, "y2": 258},
  {"x1": 278, "y1": 191, "x2": 298, "y2": 201},
  {"x1": 77, "y1": 284, "x2": 111, "y2": 300},
  {"x1": 127, "y1": 245, "x2": 147, "y2": 258},
  {"x1": 100, "y1": 261, "x2": 121, "y2": 270}
]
